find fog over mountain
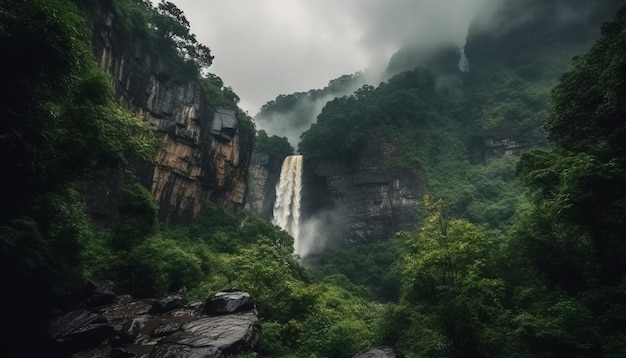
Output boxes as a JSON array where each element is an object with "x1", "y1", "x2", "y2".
[
  {"x1": 165, "y1": 0, "x2": 509, "y2": 113},
  {"x1": 166, "y1": 0, "x2": 613, "y2": 147}
]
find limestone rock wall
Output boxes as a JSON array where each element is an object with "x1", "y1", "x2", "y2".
[{"x1": 89, "y1": 3, "x2": 252, "y2": 223}]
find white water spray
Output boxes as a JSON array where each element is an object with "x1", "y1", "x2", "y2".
[
  {"x1": 272, "y1": 155, "x2": 304, "y2": 257},
  {"x1": 458, "y1": 39, "x2": 470, "y2": 72}
]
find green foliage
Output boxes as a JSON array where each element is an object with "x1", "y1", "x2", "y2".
[
  {"x1": 459, "y1": 155, "x2": 524, "y2": 233},
  {"x1": 299, "y1": 68, "x2": 445, "y2": 160},
  {"x1": 199, "y1": 73, "x2": 241, "y2": 107},
  {"x1": 507, "y1": 6, "x2": 626, "y2": 356},
  {"x1": 110, "y1": 0, "x2": 152, "y2": 37},
  {"x1": 127, "y1": 234, "x2": 203, "y2": 294},
  {"x1": 392, "y1": 198, "x2": 510, "y2": 357},
  {"x1": 289, "y1": 283, "x2": 381, "y2": 358},
  {"x1": 110, "y1": 0, "x2": 250, "y2": 128},
  {"x1": 296, "y1": 66, "x2": 526, "y2": 231},
  {"x1": 510, "y1": 291, "x2": 601, "y2": 356},
  {"x1": 145, "y1": 203, "x2": 384, "y2": 358},
  {"x1": 545, "y1": 6, "x2": 626, "y2": 158},
  {"x1": 1, "y1": 0, "x2": 158, "y2": 222},
  {"x1": 255, "y1": 73, "x2": 365, "y2": 139},
  {"x1": 187, "y1": 202, "x2": 293, "y2": 254},
  {"x1": 312, "y1": 240, "x2": 403, "y2": 302},
  {"x1": 112, "y1": 182, "x2": 158, "y2": 251},
  {"x1": 255, "y1": 130, "x2": 294, "y2": 159},
  {"x1": 0, "y1": 186, "x2": 105, "y2": 294},
  {"x1": 0, "y1": 0, "x2": 157, "y2": 284},
  {"x1": 153, "y1": 1, "x2": 213, "y2": 70},
  {"x1": 111, "y1": 0, "x2": 212, "y2": 79},
  {"x1": 56, "y1": 69, "x2": 158, "y2": 173}
]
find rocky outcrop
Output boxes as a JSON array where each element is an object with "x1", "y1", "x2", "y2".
[
  {"x1": 88, "y1": 1, "x2": 253, "y2": 223},
  {"x1": 49, "y1": 309, "x2": 113, "y2": 355},
  {"x1": 303, "y1": 138, "x2": 423, "y2": 246},
  {"x1": 244, "y1": 151, "x2": 284, "y2": 220},
  {"x1": 151, "y1": 312, "x2": 260, "y2": 358},
  {"x1": 47, "y1": 288, "x2": 260, "y2": 358},
  {"x1": 203, "y1": 291, "x2": 256, "y2": 315}
]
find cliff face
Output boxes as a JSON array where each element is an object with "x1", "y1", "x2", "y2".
[
  {"x1": 303, "y1": 138, "x2": 423, "y2": 246},
  {"x1": 90, "y1": 6, "x2": 253, "y2": 223},
  {"x1": 244, "y1": 152, "x2": 283, "y2": 221}
]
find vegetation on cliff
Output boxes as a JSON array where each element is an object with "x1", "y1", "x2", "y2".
[{"x1": 255, "y1": 129, "x2": 294, "y2": 159}]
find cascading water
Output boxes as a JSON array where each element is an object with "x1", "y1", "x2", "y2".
[
  {"x1": 272, "y1": 155, "x2": 304, "y2": 257},
  {"x1": 458, "y1": 38, "x2": 470, "y2": 72}
]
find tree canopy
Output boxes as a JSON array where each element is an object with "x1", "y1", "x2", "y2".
[{"x1": 545, "y1": 6, "x2": 626, "y2": 158}]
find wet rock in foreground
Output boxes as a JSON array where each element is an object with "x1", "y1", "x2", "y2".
[{"x1": 150, "y1": 311, "x2": 260, "y2": 358}]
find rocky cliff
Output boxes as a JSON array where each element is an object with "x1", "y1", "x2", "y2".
[
  {"x1": 244, "y1": 151, "x2": 283, "y2": 221},
  {"x1": 246, "y1": 138, "x2": 423, "y2": 248},
  {"x1": 88, "y1": 2, "x2": 253, "y2": 223},
  {"x1": 303, "y1": 138, "x2": 423, "y2": 247}
]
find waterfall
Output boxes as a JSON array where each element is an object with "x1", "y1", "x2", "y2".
[
  {"x1": 272, "y1": 155, "x2": 303, "y2": 257},
  {"x1": 458, "y1": 41, "x2": 470, "y2": 73}
]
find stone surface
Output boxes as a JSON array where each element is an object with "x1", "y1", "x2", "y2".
[
  {"x1": 151, "y1": 345, "x2": 222, "y2": 358},
  {"x1": 204, "y1": 291, "x2": 255, "y2": 315},
  {"x1": 150, "y1": 294, "x2": 186, "y2": 314},
  {"x1": 244, "y1": 151, "x2": 283, "y2": 220},
  {"x1": 151, "y1": 322, "x2": 183, "y2": 338},
  {"x1": 210, "y1": 108, "x2": 238, "y2": 141},
  {"x1": 56, "y1": 291, "x2": 260, "y2": 357},
  {"x1": 150, "y1": 312, "x2": 260, "y2": 358},
  {"x1": 353, "y1": 346, "x2": 404, "y2": 358},
  {"x1": 80, "y1": 279, "x2": 118, "y2": 308},
  {"x1": 49, "y1": 309, "x2": 113, "y2": 354}
]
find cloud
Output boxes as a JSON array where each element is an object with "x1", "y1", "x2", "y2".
[
  {"x1": 164, "y1": 0, "x2": 610, "y2": 117},
  {"x1": 255, "y1": 93, "x2": 335, "y2": 149},
  {"x1": 165, "y1": 0, "x2": 511, "y2": 115}
]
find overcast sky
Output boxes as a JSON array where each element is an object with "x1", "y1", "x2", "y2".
[{"x1": 164, "y1": 0, "x2": 504, "y2": 115}]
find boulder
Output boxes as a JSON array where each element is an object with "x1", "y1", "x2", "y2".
[
  {"x1": 150, "y1": 311, "x2": 260, "y2": 358},
  {"x1": 49, "y1": 309, "x2": 113, "y2": 354},
  {"x1": 81, "y1": 279, "x2": 117, "y2": 307},
  {"x1": 353, "y1": 346, "x2": 404, "y2": 358},
  {"x1": 204, "y1": 291, "x2": 255, "y2": 315},
  {"x1": 48, "y1": 290, "x2": 259, "y2": 357},
  {"x1": 150, "y1": 294, "x2": 187, "y2": 314}
]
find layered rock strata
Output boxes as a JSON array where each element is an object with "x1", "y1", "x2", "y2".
[
  {"x1": 244, "y1": 151, "x2": 284, "y2": 220},
  {"x1": 89, "y1": 2, "x2": 253, "y2": 223}
]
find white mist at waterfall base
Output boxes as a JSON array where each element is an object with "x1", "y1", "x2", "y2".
[{"x1": 272, "y1": 155, "x2": 306, "y2": 257}]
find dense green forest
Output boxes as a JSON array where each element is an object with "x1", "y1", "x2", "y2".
[{"x1": 2, "y1": 0, "x2": 626, "y2": 357}]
